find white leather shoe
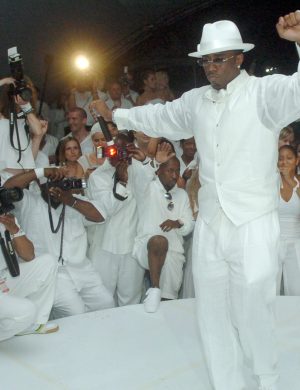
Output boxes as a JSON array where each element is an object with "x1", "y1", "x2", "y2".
[{"x1": 143, "y1": 287, "x2": 161, "y2": 313}]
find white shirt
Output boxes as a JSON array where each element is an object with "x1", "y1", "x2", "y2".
[
  {"x1": 114, "y1": 61, "x2": 300, "y2": 226},
  {"x1": 42, "y1": 134, "x2": 59, "y2": 156},
  {"x1": 105, "y1": 96, "x2": 133, "y2": 110},
  {"x1": 131, "y1": 161, "x2": 194, "y2": 253},
  {"x1": 279, "y1": 178, "x2": 300, "y2": 240},
  {"x1": 74, "y1": 91, "x2": 95, "y2": 126},
  {"x1": 13, "y1": 190, "x2": 99, "y2": 266},
  {"x1": 87, "y1": 159, "x2": 137, "y2": 254},
  {"x1": 0, "y1": 119, "x2": 35, "y2": 169}
]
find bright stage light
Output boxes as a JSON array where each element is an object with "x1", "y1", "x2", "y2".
[{"x1": 75, "y1": 55, "x2": 90, "y2": 70}]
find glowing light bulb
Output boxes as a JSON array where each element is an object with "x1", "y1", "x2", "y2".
[{"x1": 75, "y1": 55, "x2": 90, "y2": 70}]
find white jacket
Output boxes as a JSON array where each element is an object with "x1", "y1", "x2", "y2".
[{"x1": 114, "y1": 58, "x2": 300, "y2": 226}]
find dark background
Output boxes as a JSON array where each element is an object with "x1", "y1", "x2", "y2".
[{"x1": 1, "y1": 0, "x2": 299, "y2": 100}]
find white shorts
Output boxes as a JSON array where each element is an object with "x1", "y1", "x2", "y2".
[{"x1": 133, "y1": 237, "x2": 185, "y2": 299}]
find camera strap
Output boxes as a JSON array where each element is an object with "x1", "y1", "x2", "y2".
[
  {"x1": 45, "y1": 182, "x2": 66, "y2": 264},
  {"x1": 0, "y1": 230, "x2": 20, "y2": 277},
  {"x1": 112, "y1": 172, "x2": 128, "y2": 201},
  {"x1": 9, "y1": 97, "x2": 30, "y2": 163}
]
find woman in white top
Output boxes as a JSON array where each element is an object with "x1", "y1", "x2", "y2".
[{"x1": 277, "y1": 145, "x2": 300, "y2": 295}]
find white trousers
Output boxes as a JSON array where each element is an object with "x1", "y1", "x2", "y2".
[
  {"x1": 4, "y1": 254, "x2": 57, "y2": 324},
  {"x1": 92, "y1": 249, "x2": 145, "y2": 306},
  {"x1": 181, "y1": 232, "x2": 195, "y2": 299},
  {"x1": 277, "y1": 239, "x2": 300, "y2": 295},
  {"x1": 52, "y1": 261, "x2": 114, "y2": 319},
  {"x1": 192, "y1": 210, "x2": 279, "y2": 390},
  {"x1": 0, "y1": 295, "x2": 36, "y2": 341}
]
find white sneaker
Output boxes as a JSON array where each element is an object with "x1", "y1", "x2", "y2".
[
  {"x1": 17, "y1": 322, "x2": 59, "y2": 336},
  {"x1": 143, "y1": 287, "x2": 161, "y2": 313}
]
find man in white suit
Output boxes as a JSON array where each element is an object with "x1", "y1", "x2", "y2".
[{"x1": 90, "y1": 11, "x2": 300, "y2": 390}]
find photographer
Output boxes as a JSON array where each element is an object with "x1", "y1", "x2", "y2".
[
  {"x1": 0, "y1": 76, "x2": 43, "y2": 173},
  {"x1": 0, "y1": 208, "x2": 58, "y2": 336},
  {"x1": 4, "y1": 167, "x2": 114, "y2": 318},
  {"x1": 87, "y1": 131, "x2": 145, "y2": 306}
]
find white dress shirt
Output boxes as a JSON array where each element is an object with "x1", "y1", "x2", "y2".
[{"x1": 114, "y1": 61, "x2": 300, "y2": 226}]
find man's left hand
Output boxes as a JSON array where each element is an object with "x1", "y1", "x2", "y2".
[
  {"x1": 160, "y1": 219, "x2": 182, "y2": 232},
  {"x1": 0, "y1": 214, "x2": 20, "y2": 234},
  {"x1": 276, "y1": 11, "x2": 300, "y2": 44}
]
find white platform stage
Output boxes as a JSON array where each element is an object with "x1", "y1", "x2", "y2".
[{"x1": 1, "y1": 297, "x2": 300, "y2": 390}]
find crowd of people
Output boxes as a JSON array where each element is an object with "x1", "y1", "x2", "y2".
[
  {"x1": 1, "y1": 9, "x2": 300, "y2": 390},
  {"x1": 0, "y1": 67, "x2": 198, "y2": 340}
]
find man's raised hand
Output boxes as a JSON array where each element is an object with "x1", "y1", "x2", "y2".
[
  {"x1": 276, "y1": 11, "x2": 300, "y2": 44},
  {"x1": 155, "y1": 142, "x2": 175, "y2": 164},
  {"x1": 89, "y1": 99, "x2": 112, "y2": 122}
]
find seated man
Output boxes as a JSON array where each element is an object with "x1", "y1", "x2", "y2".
[
  {"x1": 131, "y1": 145, "x2": 194, "y2": 312},
  {"x1": 4, "y1": 168, "x2": 114, "y2": 319},
  {"x1": 0, "y1": 211, "x2": 58, "y2": 336}
]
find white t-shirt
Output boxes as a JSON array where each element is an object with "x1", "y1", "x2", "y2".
[{"x1": 0, "y1": 119, "x2": 35, "y2": 169}]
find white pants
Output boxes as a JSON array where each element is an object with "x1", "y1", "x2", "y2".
[
  {"x1": 181, "y1": 232, "x2": 195, "y2": 299},
  {"x1": 51, "y1": 261, "x2": 114, "y2": 319},
  {"x1": 92, "y1": 249, "x2": 145, "y2": 306},
  {"x1": 4, "y1": 254, "x2": 57, "y2": 324},
  {"x1": 0, "y1": 294, "x2": 36, "y2": 341},
  {"x1": 277, "y1": 239, "x2": 300, "y2": 295},
  {"x1": 192, "y1": 210, "x2": 279, "y2": 390}
]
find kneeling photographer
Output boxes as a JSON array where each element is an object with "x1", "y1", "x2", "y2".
[
  {"x1": 4, "y1": 165, "x2": 114, "y2": 319},
  {"x1": 0, "y1": 184, "x2": 58, "y2": 338}
]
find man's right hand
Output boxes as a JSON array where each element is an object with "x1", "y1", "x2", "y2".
[
  {"x1": 44, "y1": 167, "x2": 65, "y2": 181},
  {"x1": 89, "y1": 99, "x2": 112, "y2": 122},
  {"x1": 0, "y1": 77, "x2": 15, "y2": 87}
]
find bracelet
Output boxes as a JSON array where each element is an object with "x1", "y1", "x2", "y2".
[
  {"x1": 112, "y1": 108, "x2": 117, "y2": 123},
  {"x1": 10, "y1": 227, "x2": 25, "y2": 239},
  {"x1": 150, "y1": 159, "x2": 161, "y2": 170},
  {"x1": 34, "y1": 168, "x2": 45, "y2": 179},
  {"x1": 20, "y1": 102, "x2": 34, "y2": 114}
]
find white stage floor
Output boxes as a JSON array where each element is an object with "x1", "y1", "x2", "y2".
[{"x1": 1, "y1": 297, "x2": 300, "y2": 390}]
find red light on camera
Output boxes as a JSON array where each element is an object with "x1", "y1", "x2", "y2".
[{"x1": 105, "y1": 145, "x2": 118, "y2": 158}]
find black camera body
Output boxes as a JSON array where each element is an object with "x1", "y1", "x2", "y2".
[
  {"x1": 48, "y1": 177, "x2": 87, "y2": 191},
  {"x1": 8, "y1": 47, "x2": 32, "y2": 101},
  {"x1": 0, "y1": 186, "x2": 24, "y2": 215}
]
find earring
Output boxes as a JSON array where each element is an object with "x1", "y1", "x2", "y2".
[{"x1": 237, "y1": 65, "x2": 241, "y2": 69}]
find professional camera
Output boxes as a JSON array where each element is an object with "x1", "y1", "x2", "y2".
[
  {"x1": 96, "y1": 144, "x2": 132, "y2": 164},
  {"x1": 8, "y1": 47, "x2": 32, "y2": 101},
  {"x1": 48, "y1": 177, "x2": 87, "y2": 191},
  {"x1": 0, "y1": 186, "x2": 24, "y2": 214}
]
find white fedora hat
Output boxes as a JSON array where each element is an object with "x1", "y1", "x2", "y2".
[{"x1": 188, "y1": 20, "x2": 254, "y2": 58}]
